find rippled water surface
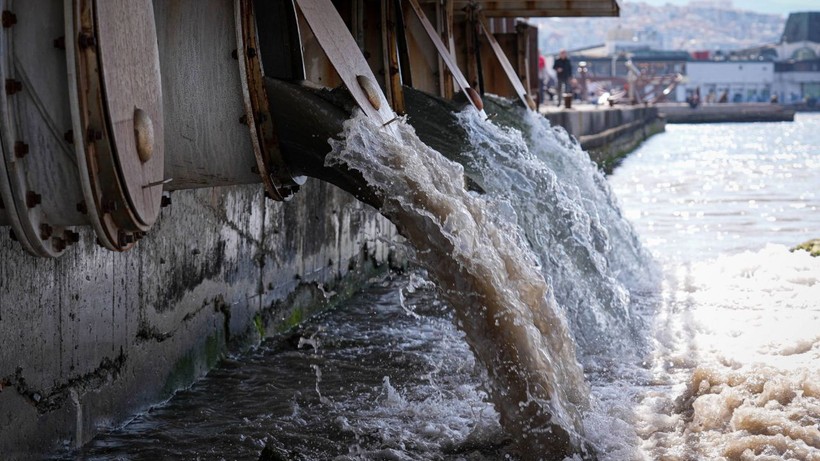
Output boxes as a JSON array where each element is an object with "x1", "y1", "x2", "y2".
[{"x1": 72, "y1": 274, "x2": 505, "y2": 460}]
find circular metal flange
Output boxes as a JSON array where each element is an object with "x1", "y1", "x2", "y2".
[
  {"x1": 0, "y1": 0, "x2": 86, "y2": 257},
  {"x1": 66, "y1": 0, "x2": 164, "y2": 251},
  {"x1": 235, "y1": 0, "x2": 301, "y2": 201}
]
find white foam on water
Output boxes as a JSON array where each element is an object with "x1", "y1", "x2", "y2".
[{"x1": 585, "y1": 246, "x2": 820, "y2": 460}]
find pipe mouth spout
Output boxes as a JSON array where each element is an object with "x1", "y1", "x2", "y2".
[{"x1": 264, "y1": 78, "x2": 383, "y2": 209}]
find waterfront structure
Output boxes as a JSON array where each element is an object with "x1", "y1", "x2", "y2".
[
  {"x1": 773, "y1": 12, "x2": 820, "y2": 104},
  {"x1": 680, "y1": 12, "x2": 820, "y2": 106},
  {"x1": 0, "y1": 1, "x2": 623, "y2": 458},
  {"x1": 678, "y1": 60, "x2": 775, "y2": 103}
]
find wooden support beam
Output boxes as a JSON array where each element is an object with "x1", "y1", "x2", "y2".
[
  {"x1": 294, "y1": 0, "x2": 394, "y2": 124},
  {"x1": 516, "y1": 21, "x2": 533, "y2": 107},
  {"x1": 435, "y1": 0, "x2": 455, "y2": 99},
  {"x1": 476, "y1": 12, "x2": 535, "y2": 110},
  {"x1": 381, "y1": 0, "x2": 406, "y2": 113},
  {"x1": 405, "y1": 0, "x2": 480, "y2": 111}
]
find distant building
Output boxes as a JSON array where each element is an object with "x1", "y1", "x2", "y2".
[
  {"x1": 776, "y1": 12, "x2": 820, "y2": 61},
  {"x1": 774, "y1": 12, "x2": 820, "y2": 104},
  {"x1": 679, "y1": 61, "x2": 774, "y2": 103},
  {"x1": 678, "y1": 12, "x2": 820, "y2": 106}
]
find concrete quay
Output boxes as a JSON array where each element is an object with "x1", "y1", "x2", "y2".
[
  {"x1": 539, "y1": 103, "x2": 666, "y2": 172},
  {"x1": 656, "y1": 102, "x2": 796, "y2": 123}
]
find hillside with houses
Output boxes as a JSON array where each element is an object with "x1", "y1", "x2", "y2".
[{"x1": 535, "y1": 1, "x2": 785, "y2": 53}]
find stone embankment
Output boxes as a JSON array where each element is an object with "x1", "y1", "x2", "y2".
[
  {"x1": 541, "y1": 104, "x2": 665, "y2": 172},
  {"x1": 657, "y1": 102, "x2": 795, "y2": 123}
]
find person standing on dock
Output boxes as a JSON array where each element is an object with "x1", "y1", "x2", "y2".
[{"x1": 553, "y1": 49, "x2": 572, "y2": 107}]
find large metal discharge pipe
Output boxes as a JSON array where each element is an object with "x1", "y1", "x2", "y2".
[
  {"x1": 0, "y1": 0, "x2": 500, "y2": 258},
  {"x1": 0, "y1": 0, "x2": 317, "y2": 257}
]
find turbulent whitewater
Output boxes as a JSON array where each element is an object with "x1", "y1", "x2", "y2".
[{"x1": 327, "y1": 112, "x2": 597, "y2": 458}]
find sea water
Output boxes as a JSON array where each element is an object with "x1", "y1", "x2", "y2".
[{"x1": 598, "y1": 115, "x2": 820, "y2": 460}]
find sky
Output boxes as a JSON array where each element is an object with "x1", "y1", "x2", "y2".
[{"x1": 627, "y1": 0, "x2": 818, "y2": 16}]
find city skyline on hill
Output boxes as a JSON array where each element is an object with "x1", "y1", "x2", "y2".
[
  {"x1": 630, "y1": 0, "x2": 817, "y2": 16},
  {"x1": 535, "y1": 1, "x2": 794, "y2": 54}
]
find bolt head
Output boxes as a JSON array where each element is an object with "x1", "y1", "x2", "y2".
[{"x1": 1, "y1": 11, "x2": 17, "y2": 28}]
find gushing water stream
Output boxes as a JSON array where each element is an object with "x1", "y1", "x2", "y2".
[{"x1": 327, "y1": 111, "x2": 595, "y2": 458}]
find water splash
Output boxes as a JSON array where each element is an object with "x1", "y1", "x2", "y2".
[
  {"x1": 451, "y1": 100, "x2": 656, "y2": 358},
  {"x1": 327, "y1": 112, "x2": 593, "y2": 458}
]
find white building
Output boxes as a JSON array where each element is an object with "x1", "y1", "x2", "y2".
[{"x1": 677, "y1": 61, "x2": 774, "y2": 103}]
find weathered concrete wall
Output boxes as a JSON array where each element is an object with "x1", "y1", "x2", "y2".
[
  {"x1": 544, "y1": 105, "x2": 665, "y2": 172},
  {"x1": 0, "y1": 180, "x2": 400, "y2": 459}
]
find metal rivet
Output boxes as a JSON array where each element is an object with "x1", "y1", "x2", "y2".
[
  {"x1": 53, "y1": 237, "x2": 66, "y2": 252},
  {"x1": 13, "y1": 142, "x2": 29, "y2": 158},
  {"x1": 40, "y1": 223, "x2": 53, "y2": 240},
  {"x1": 118, "y1": 231, "x2": 134, "y2": 246},
  {"x1": 26, "y1": 191, "x2": 41, "y2": 208},
  {"x1": 86, "y1": 128, "x2": 102, "y2": 141},
  {"x1": 78, "y1": 33, "x2": 96, "y2": 49},
  {"x1": 64, "y1": 230, "x2": 80, "y2": 244},
  {"x1": 133, "y1": 108, "x2": 154, "y2": 163},
  {"x1": 1, "y1": 11, "x2": 17, "y2": 28},
  {"x1": 53, "y1": 36, "x2": 65, "y2": 50},
  {"x1": 101, "y1": 199, "x2": 118, "y2": 214},
  {"x1": 5, "y1": 79, "x2": 22, "y2": 95},
  {"x1": 356, "y1": 75, "x2": 382, "y2": 111}
]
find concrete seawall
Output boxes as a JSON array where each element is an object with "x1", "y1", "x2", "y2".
[
  {"x1": 543, "y1": 105, "x2": 665, "y2": 172},
  {"x1": 0, "y1": 182, "x2": 401, "y2": 459},
  {"x1": 657, "y1": 102, "x2": 795, "y2": 123}
]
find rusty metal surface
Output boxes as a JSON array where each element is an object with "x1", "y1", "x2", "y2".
[
  {"x1": 67, "y1": 0, "x2": 155, "y2": 251},
  {"x1": 477, "y1": 12, "x2": 535, "y2": 110},
  {"x1": 381, "y1": 0, "x2": 405, "y2": 113},
  {"x1": 235, "y1": 0, "x2": 300, "y2": 201},
  {"x1": 153, "y1": 0, "x2": 260, "y2": 190},
  {"x1": 436, "y1": 0, "x2": 455, "y2": 100},
  {"x1": 0, "y1": 0, "x2": 85, "y2": 257},
  {"x1": 295, "y1": 0, "x2": 394, "y2": 125},
  {"x1": 95, "y1": 0, "x2": 164, "y2": 227}
]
